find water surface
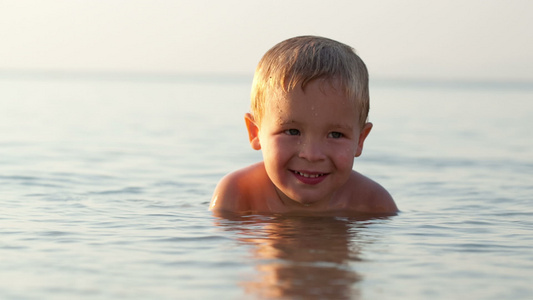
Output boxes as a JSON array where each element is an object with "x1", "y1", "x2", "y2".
[{"x1": 1, "y1": 76, "x2": 532, "y2": 299}]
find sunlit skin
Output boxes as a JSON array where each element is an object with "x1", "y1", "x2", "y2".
[{"x1": 210, "y1": 79, "x2": 398, "y2": 215}]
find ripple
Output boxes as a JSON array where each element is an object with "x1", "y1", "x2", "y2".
[{"x1": 92, "y1": 187, "x2": 144, "y2": 195}]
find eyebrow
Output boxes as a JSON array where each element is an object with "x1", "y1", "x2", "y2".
[
  {"x1": 277, "y1": 119, "x2": 354, "y2": 130},
  {"x1": 329, "y1": 123, "x2": 354, "y2": 130},
  {"x1": 277, "y1": 119, "x2": 297, "y2": 126}
]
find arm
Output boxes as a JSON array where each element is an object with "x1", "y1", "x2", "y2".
[
  {"x1": 209, "y1": 171, "x2": 247, "y2": 213},
  {"x1": 350, "y1": 171, "x2": 399, "y2": 214},
  {"x1": 209, "y1": 162, "x2": 271, "y2": 214},
  {"x1": 369, "y1": 183, "x2": 398, "y2": 214}
]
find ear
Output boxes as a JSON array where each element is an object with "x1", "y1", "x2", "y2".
[
  {"x1": 355, "y1": 122, "x2": 373, "y2": 157},
  {"x1": 244, "y1": 113, "x2": 261, "y2": 150}
]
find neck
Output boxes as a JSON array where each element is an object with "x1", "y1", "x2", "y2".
[{"x1": 273, "y1": 187, "x2": 334, "y2": 212}]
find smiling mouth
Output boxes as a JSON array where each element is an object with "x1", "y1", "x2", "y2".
[{"x1": 292, "y1": 170, "x2": 326, "y2": 178}]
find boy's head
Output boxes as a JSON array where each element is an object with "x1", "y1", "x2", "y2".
[{"x1": 250, "y1": 35, "x2": 369, "y2": 128}]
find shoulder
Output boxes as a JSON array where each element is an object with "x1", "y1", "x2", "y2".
[
  {"x1": 209, "y1": 162, "x2": 267, "y2": 213},
  {"x1": 347, "y1": 171, "x2": 398, "y2": 214}
]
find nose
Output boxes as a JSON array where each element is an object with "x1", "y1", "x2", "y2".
[{"x1": 298, "y1": 139, "x2": 326, "y2": 162}]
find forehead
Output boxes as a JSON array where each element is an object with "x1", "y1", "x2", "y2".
[{"x1": 264, "y1": 79, "x2": 359, "y2": 125}]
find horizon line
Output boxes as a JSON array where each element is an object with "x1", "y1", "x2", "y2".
[{"x1": 1, "y1": 68, "x2": 532, "y2": 90}]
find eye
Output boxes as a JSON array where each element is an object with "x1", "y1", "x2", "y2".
[
  {"x1": 284, "y1": 129, "x2": 300, "y2": 136},
  {"x1": 328, "y1": 132, "x2": 344, "y2": 139}
]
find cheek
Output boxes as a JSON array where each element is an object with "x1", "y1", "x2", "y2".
[
  {"x1": 261, "y1": 136, "x2": 292, "y2": 161},
  {"x1": 338, "y1": 152, "x2": 355, "y2": 166},
  {"x1": 333, "y1": 144, "x2": 357, "y2": 167}
]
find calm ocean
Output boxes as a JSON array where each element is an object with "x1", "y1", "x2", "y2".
[{"x1": 1, "y1": 74, "x2": 532, "y2": 299}]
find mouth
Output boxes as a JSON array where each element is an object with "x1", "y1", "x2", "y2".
[
  {"x1": 292, "y1": 170, "x2": 326, "y2": 178},
  {"x1": 290, "y1": 170, "x2": 328, "y2": 185}
]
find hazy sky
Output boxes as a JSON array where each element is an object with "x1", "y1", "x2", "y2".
[{"x1": 1, "y1": 0, "x2": 532, "y2": 81}]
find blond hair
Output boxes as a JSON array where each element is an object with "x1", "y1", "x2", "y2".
[{"x1": 250, "y1": 36, "x2": 370, "y2": 127}]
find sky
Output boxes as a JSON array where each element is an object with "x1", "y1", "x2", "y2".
[{"x1": 1, "y1": 0, "x2": 532, "y2": 81}]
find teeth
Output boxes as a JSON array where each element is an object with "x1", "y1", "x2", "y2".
[{"x1": 295, "y1": 171, "x2": 323, "y2": 178}]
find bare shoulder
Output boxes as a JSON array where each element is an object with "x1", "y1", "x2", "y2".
[
  {"x1": 347, "y1": 171, "x2": 399, "y2": 214},
  {"x1": 209, "y1": 162, "x2": 267, "y2": 213}
]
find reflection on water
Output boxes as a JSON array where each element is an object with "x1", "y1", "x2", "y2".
[{"x1": 213, "y1": 214, "x2": 392, "y2": 299}]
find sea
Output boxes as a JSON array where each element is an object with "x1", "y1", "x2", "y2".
[{"x1": 1, "y1": 72, "x2": 532, "y2": 299}]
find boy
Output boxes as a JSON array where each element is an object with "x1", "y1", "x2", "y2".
[{"x1": 210, "y1": 36, "x2": 398, "y2": 215}]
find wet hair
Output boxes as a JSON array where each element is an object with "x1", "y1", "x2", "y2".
[{"x1": 250, "y1": 35, "x2": 369, "y2": 127}]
